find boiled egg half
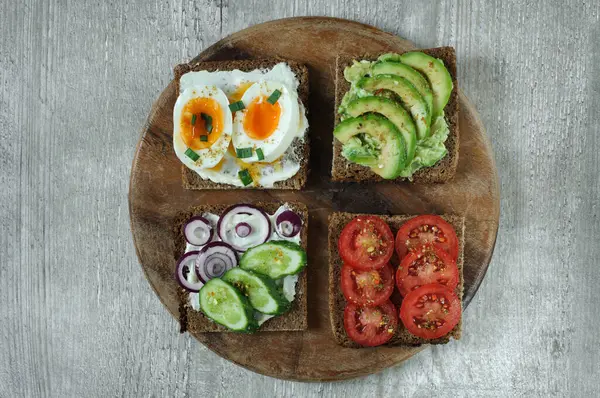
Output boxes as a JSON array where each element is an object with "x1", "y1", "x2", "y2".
[
  {"x1": 173, "y1": 85, "x2": 232, "y2": 169},
  {"x1": 232, "y1": 81, "x2": 300, "y2": 163}
]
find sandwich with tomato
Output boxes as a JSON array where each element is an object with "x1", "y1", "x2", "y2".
[{"x1": 328, "y1": 212, "x2": 464, "y2": 347}]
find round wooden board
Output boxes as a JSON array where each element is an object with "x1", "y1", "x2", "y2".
[{"x1": 129, "y1": 17, "x2": 500, "y2": 381}]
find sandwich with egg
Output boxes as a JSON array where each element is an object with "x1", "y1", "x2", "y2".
[{"x1": 173, "y1": 59, "x2": 310, "y2": 189}]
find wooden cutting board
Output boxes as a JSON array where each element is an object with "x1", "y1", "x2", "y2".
[{"x1": 128, "y1": 16, "x2": 500, "y2": 381}]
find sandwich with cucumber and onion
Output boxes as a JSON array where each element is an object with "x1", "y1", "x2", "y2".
[
  {"x1": 332, "y1": 47, "x2": 459, "y2": 183},
  {"x1": 174, "y1": 202, "x2": 308, "y2": 333}
]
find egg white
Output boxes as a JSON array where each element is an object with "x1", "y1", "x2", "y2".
[{"x1": 173, "y1": 85, "x2": 232, "y2": 169}]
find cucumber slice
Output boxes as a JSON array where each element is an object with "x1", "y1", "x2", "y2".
[
  {"x1": 222, "y1": 268, "x2": 291, "y2": 315},
  {"x1": 198, "y1": 278, "x2": 258, "y2": 333},
  {"x1": 240, "y1": 240, "x2": 307, "y2": 279}
]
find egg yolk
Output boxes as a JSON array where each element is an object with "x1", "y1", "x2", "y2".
[
  {"x1": 243, "y1": 96, "x2": 281, "y2": 140},
  {"x1": 180, "y1": 97, "x2": 223, "y2": 150},
  {"x1": 229, "y1": 82, "x2": 254, "y2": 103}
]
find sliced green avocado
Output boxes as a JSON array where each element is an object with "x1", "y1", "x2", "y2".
[
  {"x1": 377, "y1": 53, "x2": 403, "y2": 63},
  {"x1": 356, "y1": 74, "x2": 431, "y2": 140},
  {"x1": 345, "y1": 96, "x2": 417, "y2": 162},
  {"x1": 371, "y1": 62, "x2": 434, "y2": 115},
  {"x1": 372, "y1": 89, "x2": 402, "y2": 103},
  {"x1": 333, "y1": 114, "x2": 406, "y2": 179},
  {"x1": 399, "y1": 52, "x2": 453, "y2": 118}
]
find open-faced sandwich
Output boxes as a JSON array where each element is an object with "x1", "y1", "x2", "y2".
[
  {"x1": 332, "y1": 47, "x2": 458, "y2": 183},
  {"x1": 175, "y1": 202, "x2": 308, "y2": 333},
  {"x1": 173, "y1": 59, "x2": 310, "y2": 189},
  {"x1": 328, "y1": 212, "x2": 464, "y2": 347}
]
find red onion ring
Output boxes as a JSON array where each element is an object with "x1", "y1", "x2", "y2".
[
  {"x1": 175, "y1": 251, "x2": 204, "y2": 292},
  {"x1": 275, "y1": 210, "x2": 302, "y2": 238},
  {"x1": 217, "y1": 204, "x2": 271, "y2": 251},
  {"x1": 195, "y1": 242, "x2": 238, "y2": 282},
  {"x1": 235, "y1": 222, "x2": 252, "y2": 238},
  {"x1": 183, "y1": 216, "x2": 213, "y2": 246}
]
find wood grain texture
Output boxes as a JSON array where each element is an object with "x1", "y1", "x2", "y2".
[
  {"x1": 1, "y1": 0, "x2": 599, "y2": 396},
  {"x1": 129, "y1": 17, "x2": 498, "y2": 381}
]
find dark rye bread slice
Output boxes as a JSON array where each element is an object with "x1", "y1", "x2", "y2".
[
  {"x1": 328, "y1": 212, "x2": 465, "y2": 348},
  {"x1": 332, "y1": 47, "x2": 459, "y2": 183},
  {"x1": 173, "y1": 59, "x2": 310, "y2": 190},
  {"x1": 175, "y1": 202, "x2": 308, "y2": 333}
]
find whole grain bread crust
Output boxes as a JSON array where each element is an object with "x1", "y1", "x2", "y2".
[
  {"x1": 332, "y1": 47, "x2": 459, "y2": 184},
  {"x1": 174, "y1": 59, "x2": 310, "y2": 190},
  {"x1": 328, "y1": 212, "x2": 465, "y2": 348},
  {"x1": 175, "y1": 201, "x2": 309, "y2": 333}
]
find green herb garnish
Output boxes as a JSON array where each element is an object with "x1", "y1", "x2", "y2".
[
  {"x1": 191, "y1": 114, "x2": 197, "y2": 125},
  {"x1": 256, "y1": 148, "x2": 265, "y2": 161},
  {"x1": 238, "y1": 169, "x2": 253, "y2": 186},
  {"x1": 229, "y1": 101, "x2": 245, "y2": 112},
  {"x1": 199, "y1": 135, "x2": 208, "y2": 142},
  {"x1": 184, "y1": 148, "x2": 199, "y2": 161},
  {"x1": 236, "y1": 147, "x2": 253, "y2": 159},
  {"x1": 266, "y1": 89, "x2": 282, "y2": 104},
  {"x1": 201, "y1": 113, "x2": 213, "y2": 133}
]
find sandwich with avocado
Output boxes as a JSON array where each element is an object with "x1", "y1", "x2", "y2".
[{"x1": 332, "y1": 47, "x2": 459, "y2": 183}]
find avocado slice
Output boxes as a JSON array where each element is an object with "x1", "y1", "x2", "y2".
[
  {"x1": 356, "y1": 74, "x2": 431, "y2": 140},
  {"x1": 399, "y1": 52, "x2": 453, "y2": 118},
  {"x1": 377, "y1": 53, "x2": 403, "y2": 63},
  {"x1": 345, "y1": 96, "x2": 417, "y2": 162},
  {"x1": 371, "y1": 62, "x2": 434, "y2": 115},
  {"x1": 333, "y1": 114, "x2": 406, "y2": 179}
]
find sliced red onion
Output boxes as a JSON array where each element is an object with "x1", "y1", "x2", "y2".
[
  {"x1": 195, "y1": 242, "x2": 238, "y2": 282},
  {"x1": 183, "y1": 216, "x2": 213, "y2": 246},
  {"x1": 217, "y1": 204, "x2": 271, "y2": 251},
  {"x1": 235, "y1": 222, "x2": 252, "y2": 238},
  {"x1": 175, "y1": 251, "x2": 204, "y2": 292},
  {"x1": 275, "y1": 210, "x2": 302, "y2": 238}
]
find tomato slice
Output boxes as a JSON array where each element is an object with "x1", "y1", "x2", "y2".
[
  {"x1": 399, "y1": 283, "x2": 461, "y2": 340},
  {"x1": 395, "y1": 215, "x2": 459, "y2": 261},
  {"x1": 343, "y1": 300, "x2": 398, "y2": 347},
  {"x1": 396, "y1": 245, "x2": 459, "y2": 296},
  {"x1": 341, "y1": 263, "x2": 394, "y2": 306},
  {"x1": 338, "y1": 216, "x2": 394, "y2": 270}
]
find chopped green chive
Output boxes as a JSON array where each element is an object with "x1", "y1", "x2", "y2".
[
  {"x1": 266, "y1": 89, "x2": 282, "y2": 104},
  {"x1": 229, "y1": 101, "x2": 245, "y2": 112},
  {"x1": 199, "y1": 135, "x2": 208, "y2": 142},
  {"x1": 201, "y1": 113, "x2": 213, "y2": 133},
  {"x1": 191, "y1": 114, "x2": 197, "y2": 125},
  {"x1": 184, "y1": 148, "x2": 199, "y2": 161},
  {"x1": 236, "y1": 147, "x2": 253, "y2": 159},
  {"x1": 238, "y1": 169, "x2": 253, "y2": 186},
  {"x1": 256, "y1": 148, "x2": 265, "y2": 161}
]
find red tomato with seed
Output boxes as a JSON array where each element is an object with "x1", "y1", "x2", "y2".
[
  {"x1": 395, "y1": 215, "x2": 459, "y2": 261},
  {"x1": 396, "y1": 245, "x2": 459, "y2": 296},
  {"x1": 338, "y1": 216, "x2": 394, "y2": 270},
  {"x1": 399, "y1": 283, "x2": 461, "y2": 340},
  {"x1": 344, "y1": 300, "x2": 398, "y2": 347},
  {"x1": 341, "y1": 263, "x2": 394, "y2": 306}
]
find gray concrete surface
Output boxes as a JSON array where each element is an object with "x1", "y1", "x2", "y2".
[{"x1": 1, "y1": 1, "x2": 599, "y2": 397}]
